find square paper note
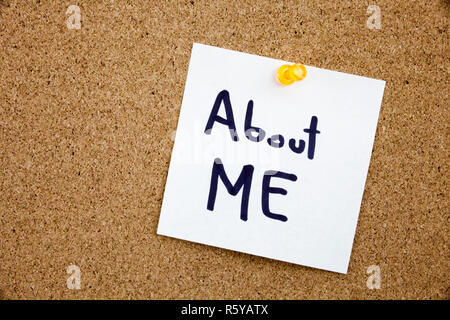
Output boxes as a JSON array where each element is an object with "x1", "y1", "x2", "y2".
[{"x1": 157, "y1": 43, "x2": 385, "y2": 273}]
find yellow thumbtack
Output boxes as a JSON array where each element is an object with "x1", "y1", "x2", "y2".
[{"x1": 276, "y1": 63, "x2": 307, "y2": 85}]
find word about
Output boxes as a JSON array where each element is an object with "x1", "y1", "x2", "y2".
[{"x1": 204, "y1": 89, "x2": 320, "y2": 159}]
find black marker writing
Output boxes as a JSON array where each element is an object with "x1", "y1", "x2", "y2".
[
  {"x1": 207, "y1": 158, "x2": 254, "y2": 221},
  {"x1": 204, "y1": 89, "x2": 319, "y2": 223},
  {"x1": 262, "y1": 171, "x2": 298, "y2": 222},
  {"x1": 204, "y1": 90, "x2": 239, "y2": 141},
  {"x1": 204, "y1": 89, "x2": 320, "y2": 158}
]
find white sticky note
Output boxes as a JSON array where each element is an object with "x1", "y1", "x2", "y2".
[{"x1": 157, "y1": 43, "x2": 385, "y2": 273}]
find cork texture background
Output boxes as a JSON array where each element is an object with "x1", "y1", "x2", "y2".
[{"x1": 0, "y1": 0, "x2": 448, "y2": 299}]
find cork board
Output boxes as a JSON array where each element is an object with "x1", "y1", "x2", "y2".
[{"x1": 0, "y1": 0, "x2": 448, "y2": 299}]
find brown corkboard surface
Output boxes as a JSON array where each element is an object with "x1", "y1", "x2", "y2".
[{"x1": 0, "y1": 0, "x2": 448, "y2": 299}]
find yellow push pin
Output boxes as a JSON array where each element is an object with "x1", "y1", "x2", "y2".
[{"x1": 276, "y1": 63, "x2": 307, "y2": 85}]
